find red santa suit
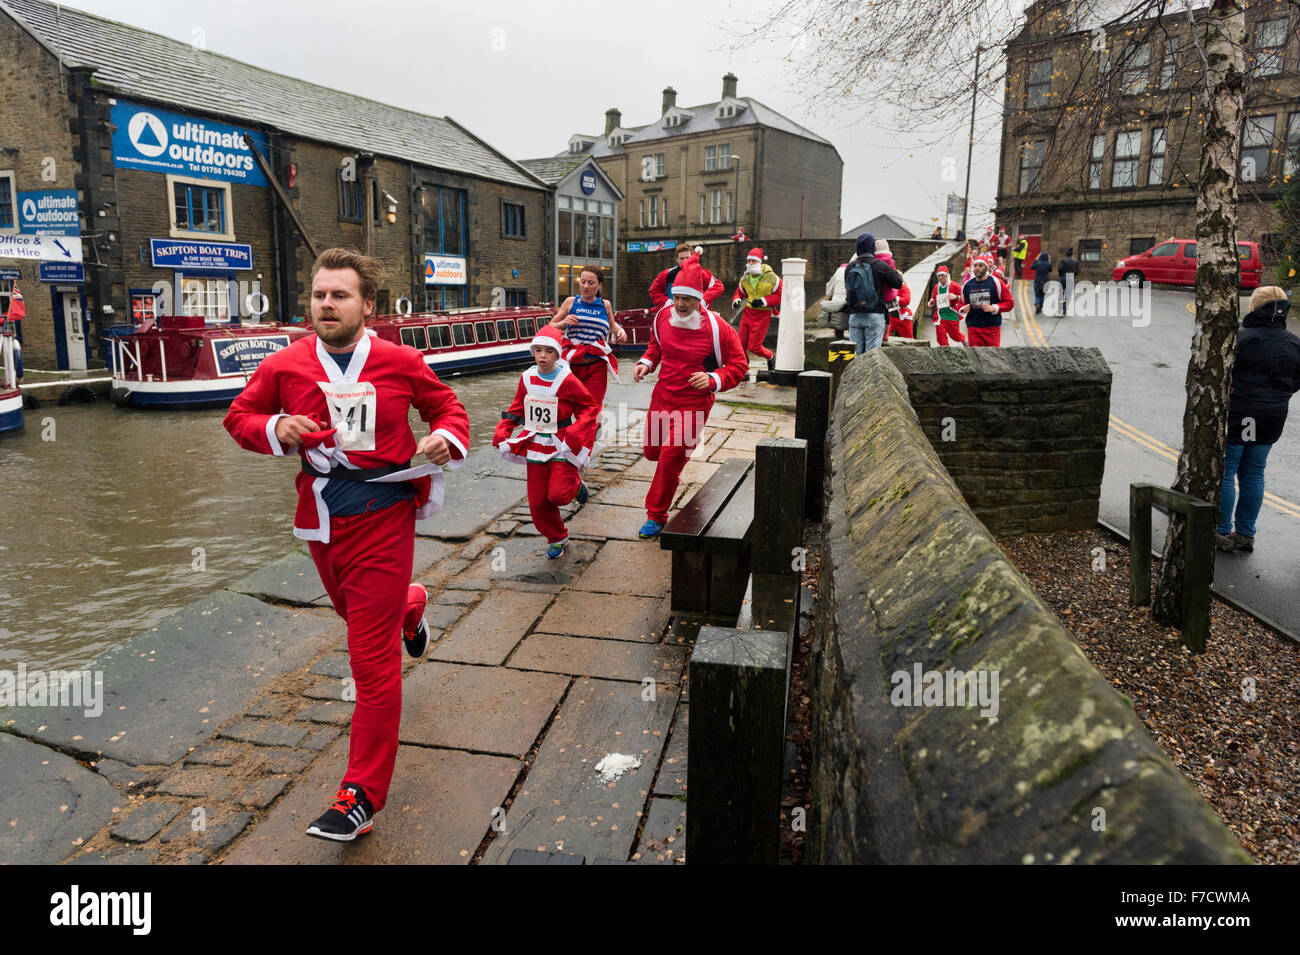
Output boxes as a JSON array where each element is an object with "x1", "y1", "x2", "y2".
[
  {"x1": 930, "y1": 268, "x2": 967, "y2": 346},
  {"x1": 648, "y1": 249, "x2": 727, "y2": 309},
  {"x1": 885, "y1": 280, "x2": 914, "y2": 339},
  {"x1": 730, "y1": 247, "x2": 783, "y2": 360},
  {"x1": 223, "y1": 331, "x2": 470, "y2": 814},
  {"x1": 638, "y1": 258, "x2": 749, "y2": 524},
  {"x1": 493, "y1": 325, "x2": 599, "y2": 544}
]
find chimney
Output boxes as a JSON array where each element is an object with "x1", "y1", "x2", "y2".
[
  {"x1": 662, "y1": 86, "x2": 677, "y2": 116},
  {"x1": 722, "y1": 73, "x2": 738, "y2": 100},
  {"x1": 605, "y1": 108, "x2": 621, "y2": 135}
]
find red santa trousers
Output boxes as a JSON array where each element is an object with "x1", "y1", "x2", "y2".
[
  {"x1": 886, "y1": 316, "x2": 914, "y2": 339},
  {"x1": 966, "y1": 326, "x2": 1002, "y2": 347},
  {"x1": 527, "y1": 459, "x2": 583, "y2": 543},
  {"x1": 935, "y1": 319, "x2": 966, "y2": 346},
  {"x1": 308, "y1": 497, "x2": 422, "y2": 813},
  {"x1": 737, "y1": 311, "x2": 774, "y2": 359},
  {"x1": 568, "y1": 358, "x2": 609, "y2": 409},
  {"x1": 643, "y1": 404, "x2": 710, "y2": 523}
]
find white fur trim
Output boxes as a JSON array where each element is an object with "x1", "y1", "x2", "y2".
[
  {"x1": 265, "y1": 413, "x2": 290, "y2": 456},
  {"x1": 431, "y1": 428, "x2": 467, "y2": 469},
  {"x1": 709, "y1": 372, "x2": 722, "y2": 391}
]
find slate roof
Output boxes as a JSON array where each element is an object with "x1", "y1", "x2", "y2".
[
  {"x1": 842, "y1": 214, "x2": 937, "y2": 240},
  {"x1": 518, "y1": 156, "x2": 587, "y2": 185},
  {"x1": 1, "y1": 0, "x2": 545, "y2": 190}
]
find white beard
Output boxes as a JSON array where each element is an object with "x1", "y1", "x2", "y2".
[{"x1": 669, "y1": 307, "x2": 702, "y2": 329}]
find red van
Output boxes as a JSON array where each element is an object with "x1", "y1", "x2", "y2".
[{"x1": 1112, "y1": 239, "x2": 1263, "y2": 290}]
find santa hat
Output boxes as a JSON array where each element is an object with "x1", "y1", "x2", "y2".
[
  {"x1": 936, "y1": 265, "x2": 950, "y2": 274},
  {"x1": 671, "y1": 258, "x2": 706, "y2": 300},
  {"x1": 530, "y1": 323, "x2": 564, "y2": 352},
  {"x1": 746, "y1": 247, "x2": 765, "y2": 262}
]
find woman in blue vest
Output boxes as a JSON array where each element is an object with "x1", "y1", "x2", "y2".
[{"x1": 551, "y1": 264, "x2": 627, "y2": 408}]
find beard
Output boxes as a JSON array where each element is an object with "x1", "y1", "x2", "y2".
[{"x1": 313, "y1": 312, "x2": 363, "y2": 347}]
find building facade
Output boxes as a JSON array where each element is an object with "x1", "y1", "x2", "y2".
[
  {"x1": 994, "y1": 0, "x2": 1299, "y2": 277},
  {"x1": 0, "y1": 0, "x2": 548, "y2": 369}
]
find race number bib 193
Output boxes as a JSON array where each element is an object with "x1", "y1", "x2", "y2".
[
  {"x1": 318, "y1": 380, "x2": 378, "y2": 451},
  {"x1": 523, "y1": 394, "x2": 559, "y2": 433}
]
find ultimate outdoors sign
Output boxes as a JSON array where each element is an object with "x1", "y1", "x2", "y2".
[{"x1": 110, "y1": 101, "x2": 269, "y2": 187}]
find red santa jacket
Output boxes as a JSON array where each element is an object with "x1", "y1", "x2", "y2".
[
  {"x1": 637, "y1": 304, "x2": 749, "y2": 410},
  {"x1": 931, "y1": 279, "x2": 964, "y2": 318},
  {"x1": 492, "y1": 361, "x2": 599, "y2": 468},
  {"x1": 223, "y1": 333, "x2": 470, "y2": 543},
  {"x1": 649, "y1": 264, "x2": 726, "y2": 309}
]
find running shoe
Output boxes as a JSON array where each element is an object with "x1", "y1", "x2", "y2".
[
  {"x1": 401, "y1": 583, "x2": 430, "y2": 658},
  {"x1": 547, "y1": 541, "x2": 566, "y2": 559},
  {"x1": 1233, "y1": 533, "x2": 1254, "y2": 553},
  {"x1": 638, "y1": 519, "x2": 664, "y2": 539},
  {"x1": 305, "y1": 783, "x2": 373, "y2": 841},
  {"x1": 576, "y1": 481, "x2": 589, "y2": 505}
]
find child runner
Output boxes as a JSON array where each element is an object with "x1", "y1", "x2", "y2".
[
  {"x1": 550, "y1": 264, "x2": 626, "y2": 410},
  {"x1": 493, "y1": 324, "x2": 599, "y2": 558},
  {"x1": 930, "y1": 265, "x2": 967, "y2": 346}
]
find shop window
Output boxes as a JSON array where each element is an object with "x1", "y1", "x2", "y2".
[
  {"x1": 0, "y1": 172, "x2": 16, "y2": 232},
  {"x1": 474, "y1": 321, "x2": 497, "y2": 343},
  {"x1": 130, "y1": 290, "x2": 161, "y2": 321},
  {"x1": 339, "y1": 171, "x2": 362, "y2": 222},
  {"x1": 422, "y1": 185, "x2": 467, "y2": 256},
  {"x1": 425, "y1": 286, "x2": 463, "y2": 312},
  {"x1": 400, "y1": 326, "x2": 429, "y2": 350},
  {"x1": 452, "y1": 322, "x2": 474, "y2": 346},
  {"x1": 557, "y1": 264, "x2": 571, "y2": 300},
  {"x1": 503, "y1": 202, "x2": 526, "y2": 238},
  {"x1": 1079, "y1": 240, "x2": 1103, "y2": 262},
  {"x1": 168, "y1": 175, "x2": 234, "y2": 240},
  {"x1": 181, "y1": 277, "x2": 232, "y2": 324},
  {"x1": 428, "y1": 325, "x2": 453, "y2": 348},
  {"x1": 496, "y1": 319, "x2": 517, "y2": 340}
]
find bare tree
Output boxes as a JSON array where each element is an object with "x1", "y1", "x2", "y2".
[{"x1": 748, "y1": 0, "x2": 1266, "y2": 634}]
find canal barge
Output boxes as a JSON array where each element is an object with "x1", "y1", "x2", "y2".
[
  {"x1": 109, "y1": 305, "x2": 653, "y2": 410},
  {"x1": 1, "y1": 330, "x2": 22, "y2": 437}
]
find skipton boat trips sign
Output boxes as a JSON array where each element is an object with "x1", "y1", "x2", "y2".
[
  {"x1": 212, "y1": 335, "x2": 291, "y2": 377},
  {"x1": 110, "y1": 100, "x2": 269, "y2": 187},
  {"x1": 151, "y1": 239, "x2": 253, "y2": 271}
]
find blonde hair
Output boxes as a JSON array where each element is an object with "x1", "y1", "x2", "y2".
[
  {"x1": 312, "y1": 248, "x2": 384, "y2": 302},
  {"x1": 1248, "y1": 285, "x2": 1287, "y2": 312}
]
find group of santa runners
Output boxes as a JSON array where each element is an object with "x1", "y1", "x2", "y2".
[{"x1": 222, "y1": 241, "x2": 757, "y2": 843}]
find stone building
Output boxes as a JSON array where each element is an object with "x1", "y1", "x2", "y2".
[
  {"x1": 994, "y1": 0, "x2": 1299, "y2": 277},
  {"x1": 544, "y1": 75, "x2": 842, "y2": 305},
  {"x1": 0, "y1": 0, "x2": 547, "y2": 369}
]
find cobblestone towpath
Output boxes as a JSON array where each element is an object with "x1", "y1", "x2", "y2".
[{"x1": 0, "y1": 386, "x2": 795, "y2": 866}]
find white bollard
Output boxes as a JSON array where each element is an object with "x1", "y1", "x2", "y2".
[{"x1": 769, "y1": 257, "x2": 806, "y2": 385}]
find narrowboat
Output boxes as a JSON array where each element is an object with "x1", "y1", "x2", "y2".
[{"x1": 0, "y1": 330, "x2": 22, "y2": 437}]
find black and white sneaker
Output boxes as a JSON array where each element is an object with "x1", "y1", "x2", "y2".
[
  {"x1": 305, "y1": 783, "x2": 374, "y2": 841},
  {"x1": 402, "y1": 583, "x2": 430, "y2": 659}
]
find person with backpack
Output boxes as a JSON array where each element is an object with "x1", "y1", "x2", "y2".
[{"x1": 844, "y1": 232, "x2": 903, "y2": 354}]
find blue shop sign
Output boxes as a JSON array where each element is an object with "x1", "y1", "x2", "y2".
[
  {"x1": 580, "y1": 170, "x2": 597, "y2": 195},
  {"x1": 151, "y1": 238, "x2": 252, "y2": 271},
  {"x1": 18, "y1": 190, "x2": 79, "y2": 235},
  {"x1": 211, "y1": 335, "x2": 290, "y2": 377},
  {"x1": 111, "y1": 100, "x2": 269, "y2": 186},
  {"x1": 627, "y1": 240, "x2": 677, "y2": 253},
  {"x1": 38, "y1": 261, "x2": 85, "y2": 284},
  {"x1": 0, "y1": 268, "x2": 21, "y2": 281}
]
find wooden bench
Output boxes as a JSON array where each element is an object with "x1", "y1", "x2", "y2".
[{"x1": 660, "y1": 457, "x2": 755, "y2": 618}]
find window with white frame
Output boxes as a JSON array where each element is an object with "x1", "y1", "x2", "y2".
[
  {"x1": 639, "y1": 199, "x2": 645, "y2": 229},
  {"x1": 1148, "y1": 128, "x2": 1166, "y2": 185},
  {"x1": 706, "y1": 145, "x2": 717, "y2": 171},
  {"x1": 1254, "y1": 19, "x2": 1287, "y2": 77},
  {"x1": 717, "y1": 144, "x2": 732, "y2": 169},
  {"x1": 1088, "y1": 134, "x2": 1105, "y2": 189},
  {"x1": 1242, "y1": 114, "x2": 1277, "y2": 181},
  {"x1": 648, "y1": 195, "x2": 661, "y2": 228},
  {"x1": 0, "y1": 171, "x2": 17, "y2": 233},
  {"x1": 709, "y1": 188, "x2": 724, "y2": 223},
  {"x1": 1111, "y1": 130, "x2": 1141, "y2": 187},
  {"x1": 167, "y1": 174, "x2": 234, "y2": 240},
  {"x1": 181, "y1": 277, "x2": 232, "y2": 324},
  {"x1": 654, "y1": 153, "x2": 665, "y2": 178}
]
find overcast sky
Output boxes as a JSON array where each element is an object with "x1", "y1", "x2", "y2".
[{"x1": 48, "y1": 0, "x2": 1005, "y2": 235}]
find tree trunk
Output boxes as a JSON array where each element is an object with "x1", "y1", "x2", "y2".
[{"x1": 1152, "y1": 0, "x2": 1246, "y2": 627}]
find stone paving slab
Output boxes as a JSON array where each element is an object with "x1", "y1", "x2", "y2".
[
  {"x1": 450, "y1": 445, "x2": 529, "y2": 483},
  {"x1": 480, "y1": 678, "x2": 678, "y2": 865},
  {"x1": 219, "y1": 720, "x2": 312, "y2": 748},
  {"x1": 508, "y1": 634, "x2": 686, "y2": 684},
  {"x1": 432, "y1": 590, "x2": 551, "y2": 666},
  {"x1": 155, "y1": 766, "x2": 239, "y2": 801},
  {"x1": 679, "y1": 459, "x2": 721, "y2": 485},
  {"x1": 227, "y1": 549, "x2": 327, "y2": 606},
  {"x1": 0, "y1": 590, "x2": 342, "y2": 766},
  {"x1": 399, "y1": 662, "x2": 568, "y2": 757},
  {"x1": 67, "y1": 846, "x2": 161, "y2": 865},
  {"x1": 222, "y1": 739, "x2": 519, "y2": 864},
  {"x1": 468, "y1": 536, "x2": 600, "y2": 590},
  {"x1": 416, "y1": 476, "x2": 526, "y2": 540},
  {"x1": 0, "y1": 734, "x2": 124, "y2": 864},
  {"x1": 112, "y1": 802, "x2": 184, "y2": 844},
  {"x1": 160, "y1": 809, "x2": 252, "y2": 854},
  {"x1": 720, "y1": 430, "x2": 767, "y2": 453},
  {"x1": 635, "y1": 796, "x2": 687, "y2": 864},
  {"x1": 536, "y1": 591, "x2": 670, "y2": 643},
  {"x1": 625, "y1": 458, "x2": 657, "y2": 481},
  {"x1": 573, "y1": 539, "x2": 671, "y2": 598},
  {"x1": 564, "y1": 503, "x2": 651, "y2": 542},
  {"x1": 295, "y1": 701, "x2": 354, "y2": 726},
  {"x1": 653, "y1": 704, "x2": 689, "y2": 796},
  {"x1": 593, "y1": 480, "x2": 653, "y2": 509}
]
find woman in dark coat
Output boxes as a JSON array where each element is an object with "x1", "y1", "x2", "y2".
[{"x1": 1216, "y1": 286, "x2": 1300, "y2": 551}]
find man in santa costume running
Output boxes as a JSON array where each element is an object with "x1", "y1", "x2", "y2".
[
  {"x1": 223, "y1": 248, "x2": 470, "y2": 842},
  {"x1": 648, "y1": 242, "x2": 726, "y2": 309},
  {"x1": 633, "y1": 256, "x2": 748, "y2": 539},
  {"x1": 730, "y1": 247, "x2": 782, "y2": 361},
  {"x1": 960, "y1": 255, "x2": 1014, "y2": 347}
]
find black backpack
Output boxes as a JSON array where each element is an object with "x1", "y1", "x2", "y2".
[{"x1": 845, "y1": 258, "x2": 881, "y2": 314}]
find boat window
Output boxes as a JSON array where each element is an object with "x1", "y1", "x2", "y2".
[
  {"x1": 453, "y1": 323, "x2": 475, "y2": 346},
  {"x1": 497, "y1": 319, "x2": 517, "y2": 341},
  {"x1": 517, "y1": 318, "x2": 536, "y2": 339},
  {"x1": 475, "y1": 321, "x2": 497, "y2": 343},
  {"x1": 428, "y1": 325, "x2": 452, "y2": 348},
  {"x1": 400, "y1": 326, "x2": 428, "y2": 351}
]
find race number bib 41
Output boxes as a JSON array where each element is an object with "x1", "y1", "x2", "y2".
[
  {"x1": 318, "y1": 380, "x2": 378, "y2": 451},
  {"x1": 524, "y1": 394, "x2": 559, "y2": 433}
]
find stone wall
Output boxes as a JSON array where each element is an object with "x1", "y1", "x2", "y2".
[
  {"x1": 883, "y1": 346, "x2": 1110, "y2": 535},
  {"x1": 810, "y1": 350, "x2": 1248, "y2": 864}
]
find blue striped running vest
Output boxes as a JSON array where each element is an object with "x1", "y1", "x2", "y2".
[{"x1": 566, "y1": 295, "x2": 609, "y2": 345}]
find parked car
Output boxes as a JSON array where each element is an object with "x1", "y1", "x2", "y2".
[{"x1": 1112, "y1": 238, "x2": 1262, "y2": 290}]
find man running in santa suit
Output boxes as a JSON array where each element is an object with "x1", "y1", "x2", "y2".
[
  {"x1": 960, "y1": 255, "x2": 1014, "y2": 347},
  {"x1": 633, "y1": 256, "x2": 748, "y2": 539},
  {"x1": 648, "y1": 242, "x2": 726, "y2": 310},
  {"x1": 223, "y1": 248, "x2": 470, "y2": 842}
]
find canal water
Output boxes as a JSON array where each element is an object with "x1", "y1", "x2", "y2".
[{"x1": 0, "y1": 367, "x2": 533, "y2": 671}]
